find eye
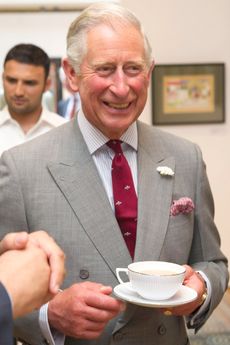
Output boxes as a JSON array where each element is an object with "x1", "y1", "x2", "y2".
[
  {"x1": 5, "y1": 77, "x2": 17, "y2": 84},
  {"x1": 96, "y1": 65, "x2": 115, "y2": 77},
  {"x1": 124, "y1": 64, "x2": 143, "y2": 76},
  {"x1": 24, "y1": 80, "x2": 38, "y2": 86}
]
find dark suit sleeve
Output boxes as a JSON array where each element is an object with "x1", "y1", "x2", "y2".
[{"x1": 0, "y1": 282, "x2": 13, "y2": 345}]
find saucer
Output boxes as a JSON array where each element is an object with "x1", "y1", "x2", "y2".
[{"x1": 113, "y1": 282, "x2": 197, "y2": 308}]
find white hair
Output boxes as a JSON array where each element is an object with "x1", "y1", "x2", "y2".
[{"x1": 66, "y1": 2, "x2": 153, "y2": 74}]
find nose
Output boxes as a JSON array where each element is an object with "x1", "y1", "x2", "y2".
[
  {"x1": 109, "y1": 69, "x2": 130, "y2": 98},
  {"x1": 14, "y1": 82, "x2": 24, "y2": 96}
]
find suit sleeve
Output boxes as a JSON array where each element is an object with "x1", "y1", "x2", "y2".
[
  {"x1": 0, "y1": 151, "x2": 28, "y2": 234},
  {"x1": 187, "y1": 144, "x2": 229, "y2": 331},
  {"x1": 0, "y1": 282, "x2": 13, "y2": 345}
]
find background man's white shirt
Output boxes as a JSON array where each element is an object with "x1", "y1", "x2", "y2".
[{"x1": 0, "y1": 106, "x2": 66, "y2": 156}]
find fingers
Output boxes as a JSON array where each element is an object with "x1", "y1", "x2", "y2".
[
  {"x1": 0, "y1": 232, "x2": 29, "y2": 254},
  {"x1": 0, "y1": 231, "x2": 66, "y2": 294},
  {"x1": 48, "y1": 249, "x2": 66, "y2": 294},
  {"x1": 86, "y1": 291, "x2": 125, "y2": 316},
  {"x1": 0, "y1": 246, "x2": 52, "y2": 318},
  {"x1": 48, "y1": 282, "x2": 124, "y2": 339},
  {"x1": 100, "y1": 285, "x2": 113, "y2": 295},
  {"x1": 183, "y1": 264, "x2": 194, "y2": 283},
  {"x1": 160, "y1": 266, "x2": 207, "y2": 317},
  {"x1": 29, "y1": 231, "x2": 66, "y2": 294},
  {"x1": 99, "y1": 285, "x2": 126, "y2": 311}
]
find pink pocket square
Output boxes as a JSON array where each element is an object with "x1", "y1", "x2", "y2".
[{"x1": 170, "y1": 197, "x2": 195, "y2": 216}]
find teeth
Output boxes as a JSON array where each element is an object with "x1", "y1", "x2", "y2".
[{"x1": 107, "y1": 102, "x2": 129, "y2": 109}]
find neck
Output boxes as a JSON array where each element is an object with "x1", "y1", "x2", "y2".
[{"x1": 10, "y1": 107, "x2": 42, "y2": 134}]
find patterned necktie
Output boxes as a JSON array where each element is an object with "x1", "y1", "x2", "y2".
[{"x1": 107, "y1": 140, "x2": 137, "y2": 259}]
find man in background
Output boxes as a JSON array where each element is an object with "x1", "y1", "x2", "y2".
[
  {"x1": 0, "y1": 43, "x2": 66, "y2": 156},
  {"x1": 0, "y1": 230, "x2": 65, "y2": 345}
]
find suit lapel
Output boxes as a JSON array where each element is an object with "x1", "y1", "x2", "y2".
[
  {"x1": 46, "y1": 120, "x2": 176, "y2": 334},
  {"x1": 47, "y1": 120, "x2": 175, "y2": 273},
  {"x1": 134, "y1": 123, "x2": 175, "y2": 261},
  {"x1": 47, "y1": 121, "x2": 131, "y2": 276}
]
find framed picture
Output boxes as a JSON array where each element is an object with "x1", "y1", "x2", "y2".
[{"x1": 151, "y1": 63, "x2": 225, "y2": 125}]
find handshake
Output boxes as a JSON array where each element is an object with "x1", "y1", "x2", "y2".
[{"x1": 0, "y1": 231, "x2": 65, "y2": 319}]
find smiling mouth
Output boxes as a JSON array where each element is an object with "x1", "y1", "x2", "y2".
[{"x1": 104, "y1": 102, "x2": 130, "y2": 110}]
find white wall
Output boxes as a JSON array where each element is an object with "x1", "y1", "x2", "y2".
[
  {"x1": 0, "y1": 11, "x2": 77, "y2": 64},
  {"x1": 0, "y1": 0, "x2": 229, "y2": 263}
]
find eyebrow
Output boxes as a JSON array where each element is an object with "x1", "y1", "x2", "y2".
[{"x1": 5, "y1": 75, "x2": 39, "y2": 83}]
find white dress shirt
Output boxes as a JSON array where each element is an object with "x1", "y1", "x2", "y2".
[
  {"x1": 0, "y1": 106, "x2": 66, "y2": 156},
  {"x1": 78, "y1": 109, "x2": 138, "y2": 207}
]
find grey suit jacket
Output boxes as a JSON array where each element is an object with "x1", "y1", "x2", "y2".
[
  {"x1": 0, "y1": 119, "x2": 228, "y2": 345},
  {"x1": 0, "y1": 283, "x2": 13, "y2": 345}
]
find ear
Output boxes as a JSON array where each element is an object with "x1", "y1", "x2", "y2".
[
  {"x1": 62, "y1": 58, "x2": 79, "y2": 92},
  {"x1": 44, "y1": 77, "x2": 51, "y2": 92}
]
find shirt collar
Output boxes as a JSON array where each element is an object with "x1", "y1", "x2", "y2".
[
  {"x1": 0, "y1": 106, "x2": 11, "y2": 126},
  {"x1": 78, "y1": 109, "x2": 138, "y2": 155},
  {"x1": 33, "y1": 107, "x2": 55, "y2": 126},
  {"x1": 0, "y1": 106, "x2": 54, "y2": 127}
]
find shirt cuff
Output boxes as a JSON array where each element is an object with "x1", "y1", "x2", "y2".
[
  {"x1": 39, "y1": 303, "x2": 65, "y2": 345},
  {"x1": 187, "y1": 270, "x2": 211, "y2": 327}
]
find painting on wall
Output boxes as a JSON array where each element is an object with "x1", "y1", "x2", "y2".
[{"x1": 152, "y1": 63, "x2": 225, "y2": 125}]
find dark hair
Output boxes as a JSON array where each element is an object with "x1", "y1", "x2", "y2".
[{"x1": 4, "y1": 43, "x2": 50, "y2": 79}]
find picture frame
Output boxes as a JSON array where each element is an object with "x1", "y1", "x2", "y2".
[{"x1": 151, "y1": 63, "x2": 225, "y2": 125}]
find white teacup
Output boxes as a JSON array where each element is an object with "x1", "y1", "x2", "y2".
[{"x1": 116, "y1": 261, "x2": 186, "y2": 300}]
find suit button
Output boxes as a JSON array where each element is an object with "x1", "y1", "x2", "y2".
[
  {"x1": 114, "y1": 332, "x2": 124, "y2": 341},
  {"x1": 157, "y1": 324, "x2": 166, "y2": 335},
  {"x1": 79, "y1": 269, "x2": 89, "y2": 279}
]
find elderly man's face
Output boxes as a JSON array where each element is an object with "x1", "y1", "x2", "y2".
[{"x1": 72, "y1": 23, "x2": 153, "y2": 139}]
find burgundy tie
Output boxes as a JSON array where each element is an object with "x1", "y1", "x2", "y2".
[{"x1": 107, "y1": 140, "x2": 137, "y2": 259}]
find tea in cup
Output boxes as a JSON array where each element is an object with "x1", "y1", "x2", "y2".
[{"x1": 116, "y1": 261, "x2": 186, "y2": 300}]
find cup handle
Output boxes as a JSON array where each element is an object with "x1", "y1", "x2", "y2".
[{"x1": 116, "y1": 268, "x2": 129, "y2": 284}]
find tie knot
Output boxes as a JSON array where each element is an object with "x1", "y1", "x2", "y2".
[{"x1": 107, "y1": 140, "x2": 123, "y2": 154}]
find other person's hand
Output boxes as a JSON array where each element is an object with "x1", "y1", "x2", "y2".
[
  {"x1": 0, "y1": 231, "x2": 65, "y2": 294},
  {"x1": 0, "y1": 246, "x2": 51, "y2": 318}
]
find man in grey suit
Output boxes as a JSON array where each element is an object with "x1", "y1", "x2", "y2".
[{"x1": 0, "y1": 3, "x2": 228, "y2": 345}]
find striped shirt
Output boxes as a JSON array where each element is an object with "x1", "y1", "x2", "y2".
[{"x1": 78, "y1": 110, "x2": 138, "y2": 209}]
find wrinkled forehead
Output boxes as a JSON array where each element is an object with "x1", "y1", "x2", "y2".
[
  {"x1": 85, "y1": 21, "x2": 145, "y2": 56},
  {"x1": 86, "y1": 16, "x2": 142, "y2": 39}
]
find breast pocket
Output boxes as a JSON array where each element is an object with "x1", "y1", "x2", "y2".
[{"x1": 160, "y1": 214, "x2": 194, "y2": 263}]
